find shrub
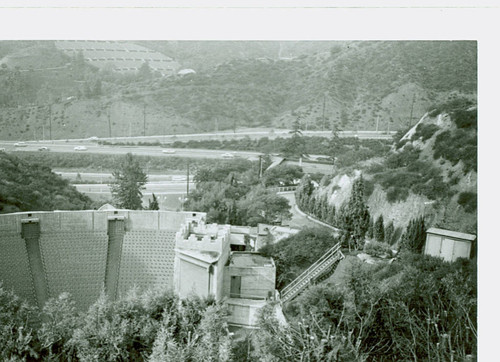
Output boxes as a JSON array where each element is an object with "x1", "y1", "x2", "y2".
[
  {"x1": 386, "y1": 186, "x2": 410, "y2": 203},
  {"x1": 364, "y1": 240, "x2": 393, "y2": 258},
  {"x1": 385, "y1": 145, "x2": 420, "y2": 169},
  {"x1": 457, "y1": 191, "x2": 477, "y2": 213},
  {"x1": 433, "y1": 129, "x2": 477, "y2": 173},
  {"x1": 412, "y1": 123, "x2": 440, "y2": 142}
]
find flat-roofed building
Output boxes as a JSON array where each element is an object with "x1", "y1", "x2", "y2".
[{"x1": 424, "y1": 227, "x2": 476, "y2": 262}]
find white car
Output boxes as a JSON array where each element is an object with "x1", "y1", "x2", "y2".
[
  {"x1": 88, "y1": 136, "x2": 99, "y2": 141},
  {"x1": 14, "y1": 142, "x2": 27, "y2": 147},
  {"x1": 74, "y1": 146, "x2": 88, "y2": 151},
  {"x1": 38, "y1": 146, "x2": 50, "y2": 151},
  {"x1": 162, "y1": 149, "x2": 176, "y2": 154},
  {"x1": 0, "y1": 147, "x2": 5, "y2": 152},
  {"x1": 221, "y1": 152, "x2": 234, "y2": 159}
]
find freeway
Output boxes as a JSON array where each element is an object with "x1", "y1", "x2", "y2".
[
  {"x1": 0, "y1": 141, "x2": 262, "y2": 160},
  {"x1": 74, "y1": 181, "x2": 194, "y2": 196}
]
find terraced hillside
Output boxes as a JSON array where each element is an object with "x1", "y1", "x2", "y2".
[{"x1": 54, "y1": 40, "x2": 180, "y2": 76}]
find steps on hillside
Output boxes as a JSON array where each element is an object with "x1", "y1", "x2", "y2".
[{"x1": 280, "y1": 243, "x2": 344, "y2": 303}]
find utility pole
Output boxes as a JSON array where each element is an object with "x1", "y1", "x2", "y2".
[
  {"x1": 322, "y1": 93, "x2": 326, "y2": 131},
  {"x1": 48, "y1": 104, "x2": 52, "y2": 141},
  {"x1": 376, "y1": 115, "x2": 379, "y2": 132},
  {"x1": 186, "y1": 160, "x2": 190, "y2": 196},
  {"x1": 107, "y1": 106, "x2": 112, "y2": 138},
  {"x1": 143, "y1": 103, "x2": 146, "y2": 136},
  {"x1": 258, "y1": 155, "x2": 263, "y2": 179},
  {"x1": 409, "y1": 93, "x2": 416, "y2": 128}
]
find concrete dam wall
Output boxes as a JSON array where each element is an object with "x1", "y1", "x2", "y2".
[{"x1": 0, "y1": 210, "x2": 203, "y2": 311}]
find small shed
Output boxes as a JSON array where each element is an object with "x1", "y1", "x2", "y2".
[{"x1": 424, "y1": 227, "x2": 476, "y2": 262}]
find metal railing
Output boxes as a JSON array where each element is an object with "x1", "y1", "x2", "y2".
[{"x1": 281, "y1": 242, "x2": 344, "y2": 303}]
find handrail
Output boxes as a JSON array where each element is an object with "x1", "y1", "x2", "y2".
[{"x1": 281, "y1": 242, "x2": 342, "y2": 296}]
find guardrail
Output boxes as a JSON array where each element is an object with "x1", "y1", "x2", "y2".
[
  {"x1": 267, "y1": 185, "x2": 298, "y2": 193},
  {"x1": 280, "y1": 242, "x2": 344, "y2": 303}
]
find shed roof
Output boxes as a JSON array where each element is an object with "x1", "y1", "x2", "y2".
[
  {"x1": 230, "y1": 252, "x2": 274, "y2": 268},
  {"x1": 426, "y1": 227, "x2": 476, "y2": 241}
]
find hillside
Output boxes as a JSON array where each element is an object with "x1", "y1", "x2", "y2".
[
  {"x1": 0, "y1": 152, "x2": 93, "y2": 213},
  {"x1": 306, "y1": 97, "x2": 477, "y2": 234},
  {"x1": 0, "y1": 40, "x2": 476, "y2": 140}
]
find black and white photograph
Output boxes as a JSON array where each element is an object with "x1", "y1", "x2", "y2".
[{"x1": 0, "y1": 2, "x2": 493, "y2": 360}]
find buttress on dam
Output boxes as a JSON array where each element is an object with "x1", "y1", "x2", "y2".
[{"x1": 0, "y1": 210, "x2": 277, "y2": 328}]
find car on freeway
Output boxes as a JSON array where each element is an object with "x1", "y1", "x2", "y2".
[
  {"x1": 221, "y1": 152, "x2": 235, "y2": 159},
  {"x1": 38, "y1": 146, "x2": 50, "y2": 151},
  {"x1": 74, "y1": 146, "x2": 88, "y2": 151},
  {"x1": 162, "y1": 149, "x2": 176, "y2": 154},
  {"x1": 0, "y1": 147, "x2": 5, "y2": 152},
  {"x1": 88, "y1": 136, "x2": 99, "y2": 141},
  {"x1": 14, "y1": 142, "x2": 27, "y2": 147}
]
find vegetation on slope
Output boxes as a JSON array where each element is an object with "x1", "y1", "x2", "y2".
[
  {"x1": 279, "y1": 253, "x2": 477, "y2": 361},
  {"x1": 0, "y1": 41, "x2": 476, "y2": 140},
  {"x1": 184, "y1": 160, "x2": 299, "y2": 226},
  {"x1": 0, "y1": 152, "x2": 92, "y2": 213}
]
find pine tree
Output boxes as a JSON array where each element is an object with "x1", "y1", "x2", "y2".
[
  {"x1": 374, "y1": 215, "x2": 385, "y2": 242},
  {"x1": 110, "y1": 153, "x2": 148, "y2": 210},
  {"x1": 384, "y1": 220, "x2": 395, "y2": 244}
]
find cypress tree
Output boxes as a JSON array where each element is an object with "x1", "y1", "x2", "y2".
[
  {"x1": 327, "y1": 205, "x2": 336, "y2": 226},
  {"x1": 374, "y1": 215, "x2": 385, "y2": 242},
  {"x1": 384, "y1": 220, "x2": 395, "y2": 244},
  {"x1": 335, "y1": 176, "x2": 370, "y2": 249},
  {"x1": 366, "y1": 216, "x2": 374, "y2": 239},
  {"x1": 401, "y1": 216, "x2": 426, "y2": 253}
]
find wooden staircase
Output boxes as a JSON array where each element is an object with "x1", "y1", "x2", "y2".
[{"x1": 280, "y1": 243, "x2": 344, "y2": 303}]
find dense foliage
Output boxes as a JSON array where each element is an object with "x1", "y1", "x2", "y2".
[
  {"x1": 0, "y1": 286, "x2": 232, "y2": 361},
  {"x1": 12, "y1": 151, "x2": 222, "y2": 172},
  {"x1": 278, "y1": 253, "x2": 477, "y2": 361},
  {"x1": 368, "y1": 147, "x2": 451, "y2": 203},
  {"x1": 0, "y1": 152, "x2": 92, "y2": 213},
  {"x1": 185, "y1": 160, "x2": 294, "y2": 226}
]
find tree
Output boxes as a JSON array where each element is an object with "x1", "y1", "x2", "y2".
[
  {"x1": 400, "y1": 216, "x2": 426, "y2": 253},
  {"x1": 338, "y1": 176, "x2": 371, "y2": 249},
  {"x1": 148, "y1": 193, "x2": 160, "y2": 210},
  {"x1": 138, "y1": 61, "x2": 153, "y2": 80},
  {"x1": 384, "y1": 220, "x2": 395, "y2": 244},
  {"x1": 110, "y1": 153, "x2": 148, "y2": 210},
  {"x1": 374, "y1": 215, "x2": 385, "y2": 242},
  {"x1": 366, "y1": 217, "x2": 374, "y2": 239},
  {"x1": 282, "y1": 115, "x2": 306, "y2": 157},
  {"x1": 262, "y1": 164, "x2": 304, "y2": 187}
]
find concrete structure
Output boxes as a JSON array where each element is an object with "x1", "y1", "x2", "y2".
[
  {"x1": 424, "y1": 227, "x2": 476, "y2": 262},
  {"x1": 0, "y1": 210, "x2": 276, "y2": 328},
  {"x1": 224, "y1": 252, "x2": 276, "y2": 327}
]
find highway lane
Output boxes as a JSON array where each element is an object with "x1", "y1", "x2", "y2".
[
  {"x1": 0, "y1": 141, "x2": 262, "y2": 160},
  {"x1": 74, "y1": 181, "x2": 194, "y2": 196}
]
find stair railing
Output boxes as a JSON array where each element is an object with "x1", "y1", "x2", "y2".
[{"x1": 281, "y1": 242, "x2": 344, "y2": 302}]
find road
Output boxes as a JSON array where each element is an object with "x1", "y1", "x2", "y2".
[
  {"x1": 0, "y1": 141, "x2": 262, "y2": 160},
  {"x1": 74, "y1": 181, "x2": 194, "y2": 196}
]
